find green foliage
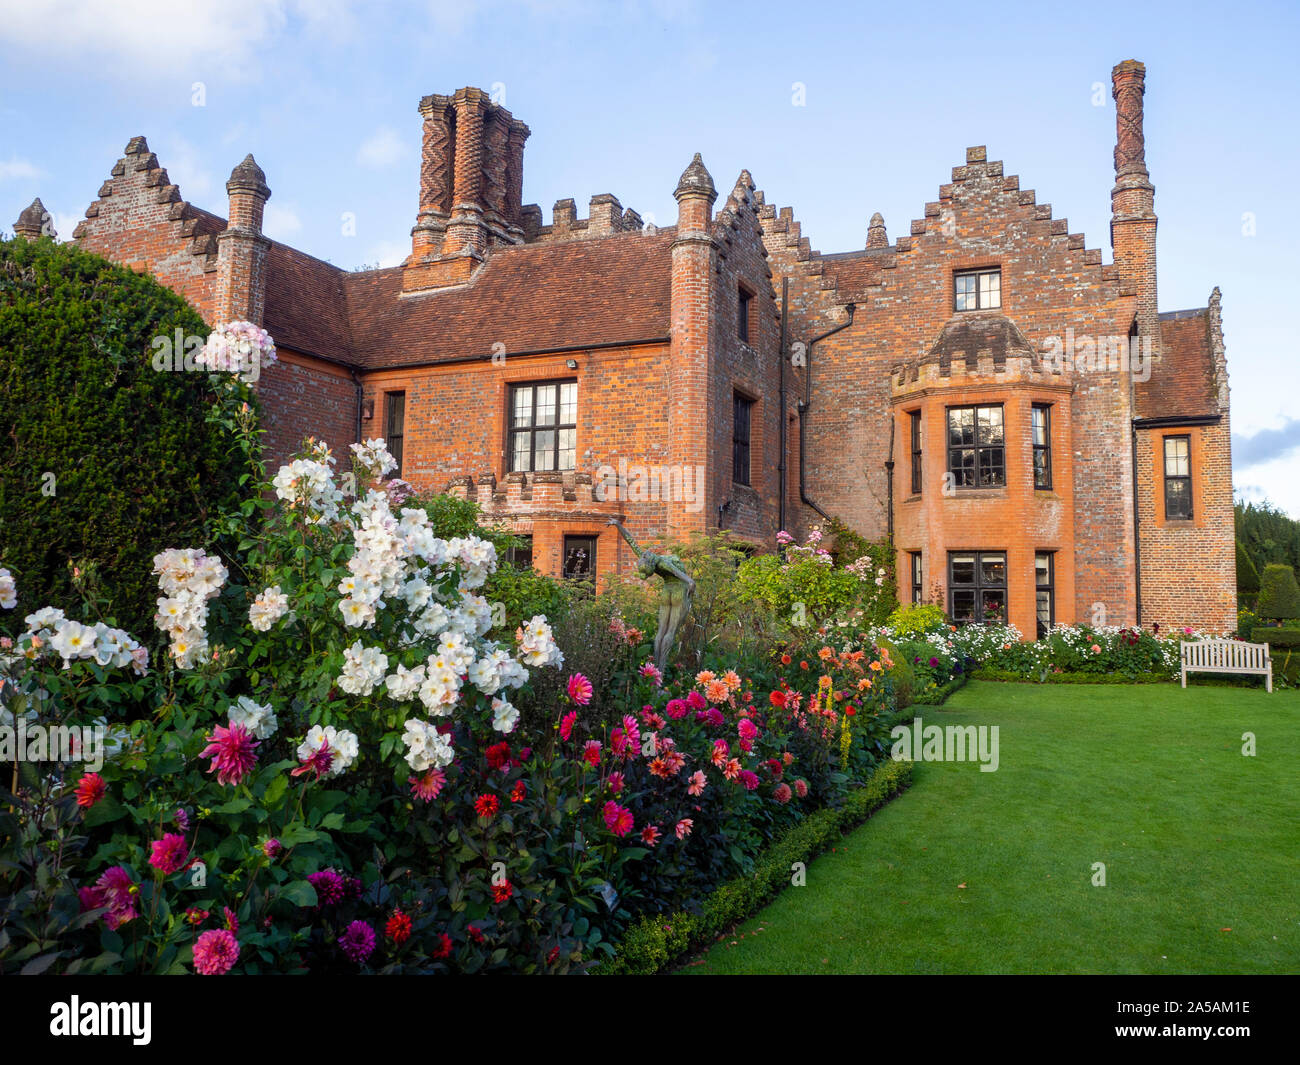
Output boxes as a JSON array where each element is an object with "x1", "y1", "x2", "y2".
[
  {"x1": 1235, "y1": 499, "x2": 1300, "y2": 576},
  {"x1": 600, "y1": 759, "x2": 913, "y2": 975},
  {"x1": 0, "y1": 236, "x2": 248, "y2": 648},
  {"x1": 972, "y1": 667, "x2": 1167, "y2": 685},
  {"x1": 1256, "y1": 563, "x2": 1300, "y2": 622},
  {"x1": 1251, "y1": 626, "x2": 1300, "y2": 648},
  {"x1": 1236, "y1": 540, "x2": 1260, "y2": 594},
  {"x1": 886, "y1": 602, "x2": 950, "y2": 638}
]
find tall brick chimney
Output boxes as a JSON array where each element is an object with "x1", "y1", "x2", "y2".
[
  {"x1": 215, "y1": 154, "x2": 272, "y2": 325},
  {"x1": 1110, "y1": 59, "x2": 1158, "y2": 340},
  {"x1": 13, "y1": 197, "x2": 50, "y2": 240},
  {"x1": 403, "y1": 87, "x2": 530, "y2": 293},
  {"x1": 667, "y1": 153, "x2": 718, "y2": 539}
]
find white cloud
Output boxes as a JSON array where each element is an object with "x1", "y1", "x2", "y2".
[
  {"x1": 357, "y1": 126, "x2": 408, "y2": 169},
  {"x1": 157, "y1": 137, "x2": 216, "y2": 202},
  {"x1": 0, "y1": 0, "x2": 320, "y2": 81},
  {"x1": 263, "y1": 202, "x2": 302, "y2": 240},
  {"x1": 0, "y1": 157, "x2": 43, "y2": 181}
]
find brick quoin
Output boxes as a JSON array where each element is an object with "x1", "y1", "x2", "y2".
[{"x1": 27, "y1": 59, "x2": 1232, "y2": 631}]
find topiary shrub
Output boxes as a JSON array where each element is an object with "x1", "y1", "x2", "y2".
[
  {"x1": 1256, "y1": 563, "x2": 1300, "y2": 624},
  {"x1": 886, "y1": 601, "x2": 949, "y2": 637},
  {"x1": 0, "y1": 235, "x2": 249, "y2": 644}
]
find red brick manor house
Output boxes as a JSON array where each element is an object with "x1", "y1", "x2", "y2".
[{"x1": 14, "y1": 59, "x2": 1235, "y2": 635}]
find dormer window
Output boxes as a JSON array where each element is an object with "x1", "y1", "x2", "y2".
[{"x1": 955, "y1": 268, "x2": 1001, "y2": 311}]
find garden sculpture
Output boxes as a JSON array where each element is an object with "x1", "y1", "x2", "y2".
[{"x1": 606, "y1": 518, "x2": 695, "y2": 674}]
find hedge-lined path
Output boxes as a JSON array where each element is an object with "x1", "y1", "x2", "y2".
[{"x1": 683, "y1": 681, "x2": 1300, "y2": 974}]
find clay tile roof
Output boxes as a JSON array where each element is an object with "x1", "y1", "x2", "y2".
[
  {"x1": 1136, "y1": 308, "x2": 1218, "y2": 419},
  {"x1": 342, "y1": 231, "x2": 674, "y2": 368},
  {"x1": 821, "y1": 250, "x2": 886, "y2": 293},
  {"x1": 262, "y1": 243, "x2": 353, "y2": 361}
]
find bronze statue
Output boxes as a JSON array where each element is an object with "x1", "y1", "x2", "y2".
[{"x1": 606, "y1": 518, "x2": 695, "y2": 673}]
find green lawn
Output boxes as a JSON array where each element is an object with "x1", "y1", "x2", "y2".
[{"x1": 685, "y1": 680, "x2": 1300, "y2": 974}]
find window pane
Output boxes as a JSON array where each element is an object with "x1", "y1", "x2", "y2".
[
  {"x1": 533, "y1": 430, "x2": 554, "y2": 470},
  {"x1": 1033, "y1": 450, "x2": 1049, "y2": 486},
  {"x1": 559, "y1": 383, "x2": 577, "y2": 424},
  {"x1": 978, "y1": 406, "x2": 1004, "y2": 445},
  {"x1": 563, "y1": 537, "x2": 596, "y2": 579},
  {"x1": 981, "y1": 271, "x2": 1001, "y2": 309},
  {"x1": 511, "y1": 432, "x2": 531, "y2": 472},
  {"x1": 1035, "y1": 553, "x2": 1051, "y2": 587},
  {"x1": 558, "y1": 428, "x2": 575, "y2": 471},
  {"x1": 1031, "y1": 407, "x2": 1047, "y2": 446},
  {"x1": 952, "y1": 590, "x2": 976, "y2": 622},
  {"x1": 1164, "y1": 437, "x2": 1189, "y2": 476},
  {"x1": 1166, "y1": 479, "x2": 1190, "y2": 518},
  {"x1": 535, "y1": 385, "x2": 557, "y2": 426},
  {"x1": 512, "y1": 387, "x2": 533, "y2": 427},
  {"x1": 951, "y1": 555, "x2": 976, "y2": 584},
  {"x1": 981, "y1": 590, "x2": 1005, "y2": 621},
  {"x1": 981, "y1": 554, "x2": 1006, "y2": 586}
]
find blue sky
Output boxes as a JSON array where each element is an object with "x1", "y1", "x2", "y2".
[{"x1": 2, "y1": 0, "x2": 1297, "y2": 515}]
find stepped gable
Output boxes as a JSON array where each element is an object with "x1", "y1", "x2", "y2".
[
  {"x1": 343, "y1": 227, "x2": 676, "y2": 369},
  {"x1": 72, "y1": 135, "x2": 222, "y2": 274}
]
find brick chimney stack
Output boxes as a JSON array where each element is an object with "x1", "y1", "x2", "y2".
[
  {"x1": 215, "y1": 154, "x2": 272, "y2": 325},
  {"x1": 1110, "y1": 59, "x2": 1158, "y2": 340},
  {"x1": 13, "y1": 197, "x2": 50, "y2": 240},
  {"x1": 404, "y1": 87, "x2": 530, "y2": 293}
]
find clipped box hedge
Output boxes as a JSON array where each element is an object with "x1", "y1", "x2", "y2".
[{"x1": 600, "y1": 758, "x2": 914, "y2": 975}]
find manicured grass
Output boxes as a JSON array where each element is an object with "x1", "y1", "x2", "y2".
[{"x1": 684, "y1": 681, "x2": 1300, "y2": 974}]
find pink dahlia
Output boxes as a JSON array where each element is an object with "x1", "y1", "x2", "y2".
[
  {"x1": 149, "y1": 833, "x2": 190, "y2": 875},
  {"x1": 199, "y1": 722, "x2": 259, "y2": 787},
  {"x1": 685, "y1": 690, "x2": 707, "y2": 711},
  {"x1": 607, "y1": 770, "x2": 626, "y2": 794},
  {"x1": 193, "y1": 928, "x2": 239, "y2": 975},
  {"x1": 688, "y1": 770, "x2": 707, "y2": 796},
  {"x1": 339, "y1": 920, "x2": 376, "y2": 964},
  {"x1": 738, "y1": 769, "x2": 759, "y2": 790},
  {"x1": 567, "y1": 673, "x2": 593, "y2": 706},
  {"x1": 559, "y1": 710, "x2": 578, "y2": 741},
  {"x1": 639, "y1": 662, "x2": 663, "y2": 687},
  {"x1": 665, "y1": 698, "x2": 688, "y2": 720},
  {"x1": 774, "y1": 782, "x2": 793, "y2": 804},
  {"x1": 675, "y1": 818, "x2": 694, "y2": 840},
  {"x1": 291, "y1": 736, "x2": 333, "y2": 780},
  {"x1": 262, "y1": 837, "x2": 283, "y2": 859},
  {"x1": 602, "y1": 800, "x2": 634, "y2": 838},
  {"x1": 409, "y1": 767, "x2": 447, "y2": 802},
  {"x1": 738, "y1": 718, "x2": 759, "y2": 742},
  {"x1": 582, "y1": 739, "x2": 602, "y2": 767},
  {"x1": 641, "y1": 825, "x2": 662, "y2": 847},
  {"x1": 793, "y1": 778, "x2": 809, "y2": 798},
  {"x1": 80, "y1": 865, "x2": 138, "y2": 929}
]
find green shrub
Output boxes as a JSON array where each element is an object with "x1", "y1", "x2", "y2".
[
  {"x1": 600, "y1": 758, "x2": 914, "y2": 975},
  {"x1": 1256, "y1": 564, "x2": 1300, "y2": 623},
  {"x1": 1251, "y1": 626, "x2": 1300, "y2": 649},
  {"x1": 1236, "y1": 540, "x2": 1260, "y2": 595},
  {"x1": 886, "y1": 602, "x2": 949, "y2": 638},
  {"x1": 0, "y1": 235, "x2": 248, "y2": 645}
]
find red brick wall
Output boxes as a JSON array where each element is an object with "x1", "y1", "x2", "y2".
[{"x1": 255, "y1": 349, "x2": 358, "y2": 468}]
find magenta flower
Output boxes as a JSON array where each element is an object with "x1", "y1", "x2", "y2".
[
  {"x1": 199, "y1": 722, "x2": 259, "y2": 787},
  {"x1": 193, "y1": 929, "x2": 239, "y2": 975},
  {"x1": 340, "y1": 920, "x2": 376, "y2": 963},
  {"x1": 665, "y1": 698, "x2": 688, "y2": 720},
  {"x1": 149, "y1": 833, "x2": 190, "y2": 875},
  {"x1": 263, "y1": 838, "x2": 283, "y2": 859},
  {"x1": 738, "y1": 718, "x2": 759, "y2": 743},
  {"x1": 559, "y1": 710, "x2": 578, "y2": 741},
  {"x1": 685, "y1": 691, "x2": 707, "y2": 711},
  {"x1": 774, "y1": 782, "x2": 793, "y2": 804},
  {"x1": 602, "y1": 800, "x2": 634, "y2": 837},
  {"x1": 738, "y1": 770, "x2": 760, "y2": 791},
  {"x1": 291, "y1": 737, "x2": 333, "y2": 780},
  {"x1": 409, "y1": 768, "x2": 446, "y2": 802},
  {"x1": 308, "y1": 868, "x2": 345, "y2": 906},
  {"x1": 567, "y1": 673, "x2": 593, "y2": 706},
  {"x1": 80, "y1": 865, "x2": 138, "y2": 929}
]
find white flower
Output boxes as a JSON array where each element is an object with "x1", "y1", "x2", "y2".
[
  {"x1": 297, "y1": 724, "x2": 358, "y2": 777},
  {"x1": 417, "y1": 658, "x2": 461, "y2": 715},
  {"x1": 401, "y1": 718, "x2": 455, "y2": 772},
  {"x1": 50, "y1": 620, "x2": 96, "y2": 661},
  {"x1": 338, "y1": 597, "x2": 376, "y2": 628},
  {"x1": 338, "y1": 641, "x2": 388, "y2": 696},
  {"x1": 0, "y1": 568, "x2": 16, "y2": 609},
  {"x1": 385, "y1": 662, "x2": 426, "y2": 701},
  {"x1": 228, "y1": 695, "x2": 279, "y2": 739},
  {"x1": 350, "y1": 438, "x2": 398, "y2": 479},
  {"x1": 516, "y1": 615, "x2": 563, "y2": 668},
  {"x1": 249, "y1": 585, "x2": 289, "y2": 632},
  {"x1": 24, "y1": 606, "x2": 65, "y2": 632},
  {"x1": 491, "y1": 696, "x2": 520, "y2": 734}
]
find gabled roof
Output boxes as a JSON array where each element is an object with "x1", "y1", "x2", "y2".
[{"x1": 1137, "y1": 308, "x2": 1220, "y2": 419}]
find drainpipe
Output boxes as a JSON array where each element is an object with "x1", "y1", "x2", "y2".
[
  {"x1": 777, "y1": 277, "x2": 789, "y2": 538},
  {"x1": 350, "y1": 368, "x2": 363, "y2": 445},
  {"x1": 885, "y1": 415, "x2": 895, "y2": 546},
  {"x1": 797, "y1": 303, "x2": 855, "y2": 521}
]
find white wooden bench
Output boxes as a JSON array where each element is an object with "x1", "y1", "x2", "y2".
[{"x1": 1180, "y1": 639, "x2": 1272, "y2": 692}]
